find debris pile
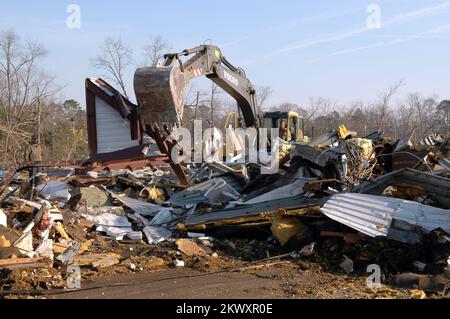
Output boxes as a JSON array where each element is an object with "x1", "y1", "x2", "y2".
[{"x1": 0, "y1": 127, "x2": 449, "y2": 298}]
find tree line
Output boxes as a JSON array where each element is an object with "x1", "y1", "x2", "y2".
[
  {"x1": 266, "y1": 81, "x2": 448, "y2": 142},
  {"x1": 1, "y1": 30, "x2": 447, "y2": 168}
]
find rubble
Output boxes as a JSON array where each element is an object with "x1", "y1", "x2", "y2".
[
  {"x1": 340, "y1": 257, "x2": 354, "y2": 274},
  {"x1": 0, "y1": 209, "x2": 6, "y2": 227},
  {"x1": 321, "y1": 193, "x2": 450, "y2": 243},
  {"x1": 0, "y1": 126, "x2": 448, "y2": 298},
  {"x1": 35, "y1": 180, "x2": 71, "y2": 202},
  {"x1": 85, "y1": 213, "x2": 133, "y2": 241},
  {"x1": 73, "y1": 253, "x2": 121, "y2": 269},
  {"x1": 299, "y1": 242, "x2": 315, "y2": 257},
  {"x1": 176, "y1": 239, "x2": 207, "y2": 257},
  {"x1": 143, "y1": 226, "x2": 172, "y2": 244},
  {"x1": 0, "y1": 235, "x2": 10, "y2": 248},
  {"x1": 173, "y1": 259, "x2": 185, "y2": 267}
]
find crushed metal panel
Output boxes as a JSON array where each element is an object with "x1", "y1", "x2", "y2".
[
  {"x1": 143, "y1": 226, "x2": 172, "y2": 244},
  {"x1": 83, "y1": 213, "x2": 133, "y2": 241},
  {"x1": 239, "y1": 178, "x2": 311, "y2": 205},
  {"x1": 35, "y1": 180, "x2": 71, "y2": 202},
  {"x1": 352, "y1": 168, "x2": 450, "y2": 209},
  {"x1": 167, "y1": 178, "x2": 240, "y2": 206},
  {"x1": 307, "y1": 131, "x2": 339, "y2": 147},
  {"x1": 109, "y1": 191, "x2": 170, "y2": 217},
  {"x1": 321, "y1": 193, "x2": 450, "y2": 241},
  {"x1": 438, "y1": 158, "x2": 450, "y2": 171},
  {"x1": 206, "y1": 162, "x2": 249, "y2": 183},
  {"x1": 393, "y1": 130, "x2": 415, "y2": 152},
  {"x1": 219, "y1": 174, "x2": 245, "y2": 193},
  {"x1": 364, "y1": 131, "x2": 382, "y2": 143},
  {"x1": 182, "y1": 196, "x2": 319, "y2": 227},
  {"x1": 391, "y1": 148, "x2": 430, "y2": 170},
  {"x1": 289, "y1": 145, "x2": 325, "y2": 167}
]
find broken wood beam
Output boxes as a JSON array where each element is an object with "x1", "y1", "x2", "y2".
[{"x1": 0, "y1": 257, "x2": 45, "y2": 267}]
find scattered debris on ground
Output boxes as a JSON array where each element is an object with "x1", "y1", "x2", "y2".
[{"x1": 0, "y1": 128, "x2": 449, "y2": 299}]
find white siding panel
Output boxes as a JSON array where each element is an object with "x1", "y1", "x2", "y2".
[{"x1": 95, "y1": 97, "x2": 138, "y2": 153}]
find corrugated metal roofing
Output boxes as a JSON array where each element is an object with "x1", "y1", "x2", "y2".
[
  {"x1": 166, "y1": 178, "x2": 240, "y2": 206},
  {"x1": 321, "y1": 193, "x2": 450, "y2": 238},
  {"x1": 240, "y1": 179, "x2": 309, "y2": 205},
  {"x1": 220, "y1": 174, "x2": 244, "y2": 192},
  {"x1": 439, "y1": 158, "x2": 450, "y2": 171},
  {"x1": 109, "y1": 192, "x2": 169, "y2": 217}
]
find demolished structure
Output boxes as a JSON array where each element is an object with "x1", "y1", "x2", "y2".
[
  {"x1": 1, "y1": 124, "x2": 448, "y2": 297},
  {"x1": 0, "y1": 43, "x2": 449, "y2": 298}
]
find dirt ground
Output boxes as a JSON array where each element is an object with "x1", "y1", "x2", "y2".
[
  {"x1": 2, "y1": 258, "x2": 417, "y2": 299},
  {"x1": 2, "y1": 236, "x2": 446, "y2": 299},
  {"x1": 46, "y1": 262, "x2": 416, "y2": 299}
]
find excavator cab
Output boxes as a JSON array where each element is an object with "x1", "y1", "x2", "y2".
[{"x1": 263, "y1": 111, "x2": 303, "y2": 143}]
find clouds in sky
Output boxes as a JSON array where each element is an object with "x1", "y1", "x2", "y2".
[
  {"x1": 330, "y1": 23, "x2": 450, "y2": 57},
  {"x1": 246, "y1": 1, "x2": 450, "y2": 65}
]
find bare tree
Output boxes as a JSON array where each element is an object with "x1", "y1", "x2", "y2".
[
  {"x1": 142, "y1": 36, "x2": 172, "y2": 67},
  {"x1": 180, "y1": 84, "x2": 210, "y2": 128},
  {"x1": 0, "y1": 30, "x2": 59, "y2": 166},
  {"x1": 307, "y1": 97, "x2": 335, "y2": 120},
  {"x1": 273, "y1": 102, "x2": 299, "y2": 112},
  {"x1": 91, "y1": 36, "x2": 132, "y2": 99},
  {"x1": 346, "y1": 101, "x2": 367, "y2": 134},
  {"x1": 208, "y1": 83, "x2": 223, "y2": 127},
  {"x1": 256, "y1": 85, "x2": 272, "y2": 112},
  {"x1": 376, "y1": 80, "x2": 404, "y2": 131}
]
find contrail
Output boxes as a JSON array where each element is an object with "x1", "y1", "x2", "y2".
[
  {"x1": 245, "y1": 1, "x2": 450, "y2": 65},
  {"x1": 330, "y1": 23, "x2": 450, "y2": 56}
]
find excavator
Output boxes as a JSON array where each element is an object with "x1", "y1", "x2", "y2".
[
  {"x1": 133, "y1": 44, "x2": 304, "y2": 184},
  {"x1": 134, "y1": 44, "x2": 304, "y2": 138},
  {"x1": 135, "y1": 44, "x2": 258, "y2": 128}
]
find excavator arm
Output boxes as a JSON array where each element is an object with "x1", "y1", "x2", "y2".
[{"x1": 134, "y1": 45, "x2": 259, "y2": 129}]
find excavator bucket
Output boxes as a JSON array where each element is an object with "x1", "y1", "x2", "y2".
[{"x1": 134, "y1": 65, "x2": 186, "y2": 127}]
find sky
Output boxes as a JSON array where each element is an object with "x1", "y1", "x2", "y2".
[{"x1": 1, "y1": 0, "x2": 449, "y2": 108}]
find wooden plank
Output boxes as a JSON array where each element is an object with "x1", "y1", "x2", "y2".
[
  {"x1": 4, "y1": 262, "x2": 47, "y2": 270},
  {"x1": 73, "y1": 253, "x2": 121, "y2": 266},
  {"x1": 0, "y1": 258, "x2": 43, "y2": 267}
]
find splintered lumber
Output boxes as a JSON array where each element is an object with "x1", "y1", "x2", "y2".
[
  {"x1": 0, "y1": 257, "x2": 45, "y2": 267},
  {"x1": 73, "y1": 253, "x2": 121, "y2": 268}
]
